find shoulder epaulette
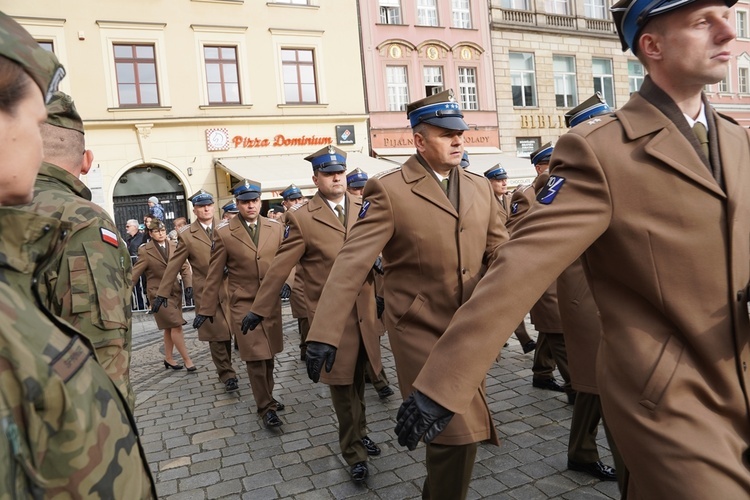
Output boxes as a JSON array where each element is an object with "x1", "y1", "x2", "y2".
[
  {"x1": 373, "y1": 166, "x2": 401, "y2": 179},
  {"x1": 217, "y1": 220, "x2": 230, "y2": 230},
  {"x1": 289, "y1": 203, "x2": 305, "y2": 213},
  {"x1": 178, "y1": 225, "x2": 190, "y2": 234},
  {"x1": 267, "y1": 218, "x2": 280, "y2": 224}
]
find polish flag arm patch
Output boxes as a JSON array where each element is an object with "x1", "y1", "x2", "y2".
[{"x1": 100, "y1": 227, "x2": 120, "y2": 248}]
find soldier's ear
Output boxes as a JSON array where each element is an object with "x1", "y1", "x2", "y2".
[{"x1": 81, "y1": 149, "x2": 94, "y2": 175}]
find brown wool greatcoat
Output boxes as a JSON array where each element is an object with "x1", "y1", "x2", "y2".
[
  {"x1": 412, "y1": 85, "x2": 750, "y2": 497},
  {"x1": 198, "y1": 215, "x2": 284, "y2": 361},
  {"x1": 307, "y1": 156, "x2": 508, "y2": 446},
  {"x1": 157, "y1": 220, "x2": 230, "y2": 342},
  {"x1": 132, "y1": 240, "x2": 191, "y2": 329},
  {"x1": 251, "y1": 193, "x2": 381, "y2": 385}
]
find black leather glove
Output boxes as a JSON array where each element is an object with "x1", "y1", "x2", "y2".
[
  {"x1": 280, "y1": 283, "x2": 292, "y2": 299},
  {"x1": 305, "y1": 341, "x2": 337, "y2": 383},
  {"x1": 376, "y1": 296, "x2": 385, "y2": 319},
  {"x1": 395, "y1": 390, "x2": 454, "y2": 451},
  {"x1": 372, "y1": 256, "x2": 384, "y2": 275},
  {"x1": 193, "y1": 314, "x2": 213, "y2": 329},
  {"x1": 241, "y1": 311, "x2": 263, "y2": 334},
  {"x1": 184, "y1": 287, "x2": 193, "y2": 301},
  {"x1": 151, "y1": 296, "x2": 168, "y2": 313}
]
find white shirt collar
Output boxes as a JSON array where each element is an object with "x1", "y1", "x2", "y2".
[
  {"x1": 683, "y1": 102, "x2": 708, "y2": 131},
  {"x1": 324, "y1": 196, "x2": 345, "y2": 214}
]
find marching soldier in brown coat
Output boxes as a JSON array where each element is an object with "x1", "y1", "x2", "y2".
[
  {"x1": 304, "y1": 90, "x2": 507, "y2": 499},
  {"x1": 194, "y1": 179, "x2": 286, "y2": 428},
  {"x1": 245, "y1": 147, "x2": 384, "y2": 483},
  {"x1": 153, "y1": 190, "x2": 238, "y2": 392},
  {"x1": 132, "y1": 219, "x2": 195, "y2": 371},
  {"x1": 397, "y1": 0, "x2": 750, "y2": 496}
]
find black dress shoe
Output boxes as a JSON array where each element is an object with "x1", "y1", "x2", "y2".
[
  {"x1": 350, "y1": 462, "x2": 368, "y2": 483},
  {"x1": 225, "y1": 378, "x2": 239, "y2": 392},
  {"x1": 164, "y1": 360, "x2": 183, "y2": 370},
  {"x1": 377, "y1": 385, "x2": 394, "y2": 399},
  {"x1": 262, "y1": 410, "x2": 283, "y2": 428},
  {"x1": 273, "y1": 399, "x2": 285, "y2": 412},
  {"x1": 532, "y1": 378, "x2": 565, "y2": 392},
  {"x1": 522, "y1": 340, "x2": 537, "y2": 353},
  {"x1": 568, "y1": 460, "x2": 617, "y2": 481},
  {"x1": 361, "y1": 436, "x2": 381, "y2": 456}
]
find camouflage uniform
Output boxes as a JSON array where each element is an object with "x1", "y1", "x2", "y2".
[
  {"x1": 0, "y1": 208, "x2": 156, "y2": 499},
  {"x1": 22, "y1": 162, "x2": 135, "y2": 410}
]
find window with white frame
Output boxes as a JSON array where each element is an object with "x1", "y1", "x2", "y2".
[
  {"x1": 510, "y1": 52, "x2": 537, "y2": 107},
  {"x1": 423, "y1": 66, "x2": 444, "y2": 96},
  {"x1": 592, "y1": 58, "x2": 614, "y2": 106},
  {"x1": 458, "y1": 67, "x2": 478, "y2": 110},
  {"x1": 545, "y1": 0, "x2": 570, "y2": 15},
  {"x1": 282, "y1": 48, "x2": 318, "y2": 103},
  {"x1": 204, "y1": 46, "x2": 240, "y2": 104},
  {"x1": 386, "y1": 66, "x2": 409, "y2": 111},
  {"x1": 628, "y1": 60, "x2": 645, "y2": 94},
  {"x1": 37, "y1": 40, "x2": 54, "y2": 52},
  {"x1": 738, "y1": 10, "x2": 748, "y2": 38},
  {"x1": 553, "y1": 55, "x2": 577, "y2": 107},
  {"x1": 502, "y1": 0, "x2": 531, "y2": 10},
  {"x1": 417, "y1": 0, "x2": 439, "y2": 26},
  {"x1": 584, "y1": 0, "x2": 607, "y2": 19},
  {"x1": 452, "y1": 0, "x2": 472, "y2": 28},
  {"x1": 739, "y1": 67, "x2": 749, "y2": 93},
  {"x1": 380, "y1": 0, "x2": 402, "y2": 24},
  {"x1": 114, "y1": 44, "x2": 160, "y2": 106},
  {"x1": 718, "y1": 75, "x2": 729, "y2": 92}
]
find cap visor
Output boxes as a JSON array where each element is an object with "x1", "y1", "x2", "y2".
[
  {"x1": 317, "y1": 164, "x2": 347, "y2": 173},
  {"x1": 422, "y1": 116, "x2": 469, "y2": 131}
]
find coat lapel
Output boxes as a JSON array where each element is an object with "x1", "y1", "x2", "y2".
[
  {"x1": 457, "y1": 170, "x2": 476, "y2": 222},
  {"x1": 402, "y1": 156, "x2": 458, "y2": 218},
  {"x1": 716, "y1": 113, "x2": 750, "y2": 227},
  {"x1": 229, "y1": 215, "x2": 256, "y2": 250},
  {"x1": 256, "y1": 216, "x2": 274, "y2": 253},
  {"x1": 190, "y1": 221, "x2": 212, "y2": 247},
  {"x1": 619, "y1": 92, "x2": 724, "y2": 198},
  {"x1": 345, "y1": 195, "x2": 361, "y2": 237},
  {"x1": 310, "y1": 192, "x2": 346, "y2": 234}
]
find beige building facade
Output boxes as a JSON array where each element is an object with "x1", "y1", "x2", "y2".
[{"x1": 8, "y1": 0, "x2": 379, "y2": 231}]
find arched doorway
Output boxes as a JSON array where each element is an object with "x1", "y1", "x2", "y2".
[{"x1": 113, "y1": 164, "x2": 187, "y2": 235}]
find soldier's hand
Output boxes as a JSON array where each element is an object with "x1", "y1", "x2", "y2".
[
  {"x1": 305, "y1": 341, "x2": 337, "y2": 383},
  {"x1": 185, "y1": 287, "x2": 193, "y2": 301},
  {"x1": 376, "y1": 296, "x2": 385, "y2": 319},
  {"x1": 280, "y1": 283, "x2": 292, "y2": 299},
  {"x1": 241, "y1": 312, "x2": 263, "y2": 335},
  {"x1": 372, "y1": 256, "x2": 384, "y2": 275},
  {"x1": 193, "y1": 314, "x2": 212, "y2": 329},
  {"x1": 151, "y1": 296, "x2": 168, "y2": 313},
  {"x1": 395, "y1": 390, "x2": 454, "y2": 451}
]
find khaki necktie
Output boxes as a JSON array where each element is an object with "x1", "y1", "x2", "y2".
[
  {"x1": 206, "y1": 225, "x2": 212, "y2": 239},
  {"x1": 440, "y1": 178, "x2": 449, "y2": 195},
  {"x1": 248, "y1": 224, "x2": 257, "y2": 244},
  {"x1": 334, "y1": 204, "x2": 345, "y2": 226},
  {"x1": 692, "y1": 122, "x2": 709, "y2": 159},
  {"x1": 158, "y1": 243, "x2": 168, "y2": 261}
]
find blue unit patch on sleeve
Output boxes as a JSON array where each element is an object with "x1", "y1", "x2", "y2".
[
  {"x1": 358, "y1": 200, "x2": 370, "y2": 219},
  {"x1": 536, "y1": 176, "x2": 566, "y2": 205},
  {"x1": 284, "y1": 225, "x2": 290, "y2": 239},
  {"x1": 511, "y1": 202, "x2": 519, "y2": 215}
]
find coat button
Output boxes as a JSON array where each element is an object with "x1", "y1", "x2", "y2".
[{"x1": 461, "y1": 268, "x2": 467, "y2": 274}]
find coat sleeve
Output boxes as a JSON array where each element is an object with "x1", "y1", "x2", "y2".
[
  {"x1": 131, "y1": 245, "x2": 148, "y2": 285},
  {"x1": 482, "y1": 180, "x2": 510, "y2": 268},
  {"x1": 198, "y1": 231, "x2": 228, "y2": 317},
  {"x1": 413, "y1": 132, "x2": 613, "y2": 414},
  {"x1": 306, "y1": 176, "x2": 395, "y2": 348},
  {"x1": 157, "y1": 233, "x2": 189, "y2": 297},
  {"x1": 251, "y1": 210, "x2": 307, "y2": 318}
]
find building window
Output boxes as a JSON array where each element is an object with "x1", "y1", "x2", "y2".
[
  {"x1": 380, "y1": 0, "x2": 402, "y2": 24},
  {"x1": 718, "y1": 76, "x2": 729, "y2": 92},
  {"x1": 740, "y1": 67, "x2": 749, "y2": 93},
  {"x1": 545, "y1": 0, "x2": 570, "y2": 15},
  {"x1": 628, "y1": 60, "x2": 645, "y2": 94},
  {"x1": 423, "y1": 66, "x2": 444, "y2": 96},
  {"x1": 204, "y1": 46, "x2": 240, "y2": 105},
  {"x1": 452, "y1": 0, "x2": 472, "y2": 28},
  {"x1": 458, "y1": 67, "x2": 478, "y2": 110},
  {"x1": 114, "y1": 44, "x2": 160, "y2": 107},
  {"x1": 502, "y1": 0, "x2": 530, "y2": 10},
  {"x1": 386, "y1": 66, "x2": 409, "y2": 111},
  {"x1": 738, "y1": 10, "x2": 748, "y2": 38},
  {"x1": 37, "y1": 41, "x2": 54, "y2": 52},
  {"x1": 592, "y1": 58, "x2": 614, "y2": 106},
  {"x1": 282, "y1": 48, "x2": 318, "y2": 104},
  {"x1": 584, "y1": 0, "x2": 607, "y2": 19},
  {"x1": 553, "y1": 56, "x2": 577, "y2": 108},
  {"x1": 417, "y1": 0, "x2": 439, "y2": 26},
  {"x1": 510, "y1": 52, "x2": 537, "y2": 107}
]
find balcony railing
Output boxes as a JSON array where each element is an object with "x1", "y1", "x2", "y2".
[
  {"x1": 584, "y1": 18, "x2": 615, "y2": 32},
  {"x1": 503, "y1": 9, "x2": 535, "y2": 25},
  {"x1": 545, "y1": 14, "x2": 575, "y2": 28}
]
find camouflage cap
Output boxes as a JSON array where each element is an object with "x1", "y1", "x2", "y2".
[
  {"x1": 45, "y1": 91, "x2": 84, "y2": 134},
  {"x1": 0, "y1": 11, "x2": 66, "y2": 104},
  {"x1": 148, "y1": 219, "x2": 166, "y2": 231}
]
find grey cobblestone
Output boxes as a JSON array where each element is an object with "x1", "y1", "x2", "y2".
[{"x1": 131, "y1": 308, "x2": 619, "y2": 499}]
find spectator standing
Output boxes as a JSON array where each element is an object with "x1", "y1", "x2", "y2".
[{"x1": 148, "y1": 195, "x2": 165, "y2": 221}]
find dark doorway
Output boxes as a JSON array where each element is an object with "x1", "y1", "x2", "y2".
[{"x1": 113, "y1": 165, "x2": 187, "y2": 234}]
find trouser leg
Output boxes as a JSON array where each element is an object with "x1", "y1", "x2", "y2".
[
  {"x1": 568, "y1": 391, "x2": 602, "y2": 463},
  {"x1": 602, "y1": 411, "x2": 629, "y2": 496},
  {"x1": 246, "y1": 359, "x2": 276, "y2": 416},
  {"x1": 513, "y1": 320, "x2": 532, "y2": 345},
  {"x1": 329, "y1": 344, "x2": 368, "y2": 466},
  {"x1": 532, "y1": 332, "x2": 556, "y2": 381},
  {"x1": 209, "y1": 340, "x2": 236, "y2": 383},
  {"x1": 544, "y1": 333, "x2": 572, "y2": 392},
  {"x1": 422, "y1": 442, "x2": 478, "y2": 500},
  {"x1": 298, "y1": 317, "x2": 309, "y2": 359}
]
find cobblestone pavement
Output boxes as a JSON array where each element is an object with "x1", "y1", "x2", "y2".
[{"x1": 130, "y1": 304, "x2": 619, "y2": 499}]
